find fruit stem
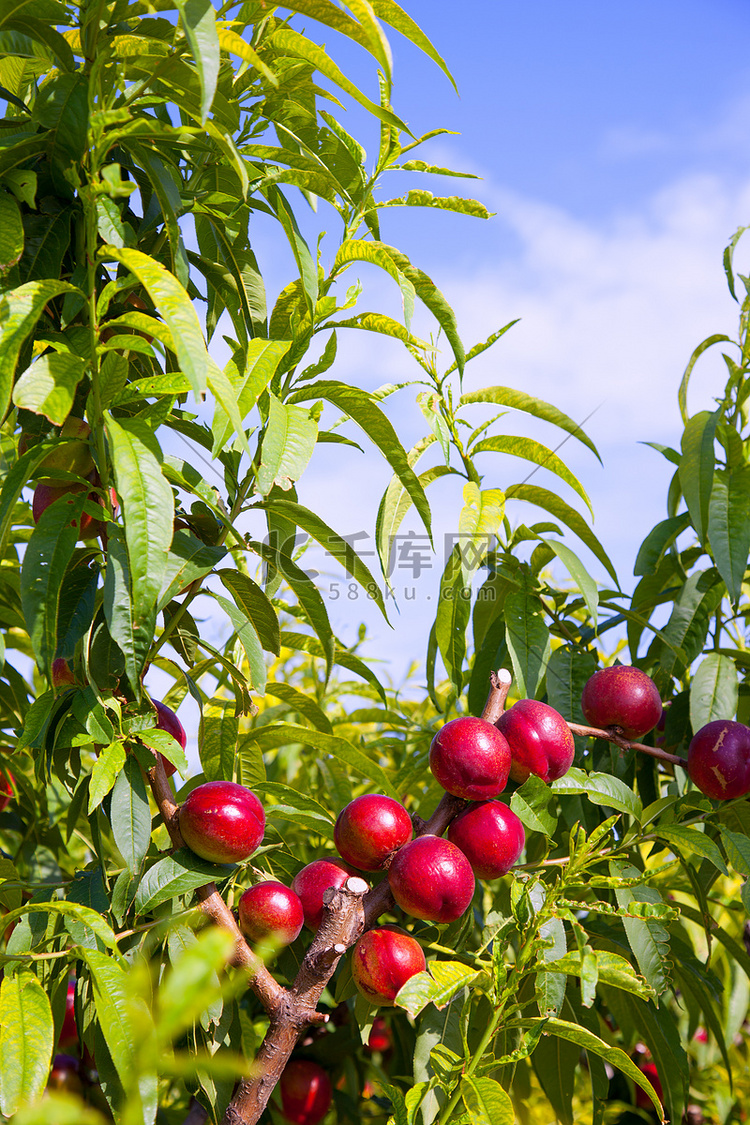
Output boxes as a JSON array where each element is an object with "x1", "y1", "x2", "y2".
[
  {"x1": 480, "y1": 668, "x2": 512, "y2": 723},
  {"x1": 567, "y1": 722, "x2": 687, "y2": 766}
]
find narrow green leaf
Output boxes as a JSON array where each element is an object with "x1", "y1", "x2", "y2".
[
  {"x1": 473, "y1": 434, "x2": 594, "y2": 516},
  {"x1": 135, "y1": 849, "x2": 230, "y2": 915},
  {"x1": 211, "y1": 340, "x2": 290, "y2": 452},
  {"x1": 0, "y1": 191, "x2": 23, "y2": 273},
  {"x1": 461, "y1": 1076, "x2": 514, "y2": 1125},
  {"x1": 395, "y1": 961, "x2": 479, "y2": 1018},
  {"x1": 510, "y1": 775, "x2": 558, "y2": 836},
  {"x1": 13, "y1": 351, "x2": 85, "y2": 425},
  {"x1": 678, "y1": 335, "x2": 731, "y2": 424},
  {"x1": 435, "y1": 546, "x2": 470, "y2": 693},
  {"x1": 88, "y1": 740, "x2": 127, "y2": 813},
  {"x1": 111, "y1": 756, "x2": 151, "y2": 874},
  {"x1": 381, "y1": 189, "x2": 490, "y2": 219},
  {"x1": 200, "y1": 696, "x2": 239, "y2": 782},
  {"x1": 258, "y1": 394, "x2": 318, "y2": 495},
  {"x1": 610, "y1": 860, "x2": 672, "y2": 997},
  {"x1": 104, "y1": 530, "x2": 153, "y2": 696},
  {"x1": 157, "y1": 531, "x2": 226, "y2": 612},
  {"x1": 0, "y1": 901, "x2": 117, "y2": 950},
  {"x1": 0, "y1": 971, "x2": 54, "y2": 1115},
  {"x1": 656, "y1": 825, "x2": 729, "y2": 875},
  {"x1": 504, "y1": 586, "x2": 550, "y2": 699},
  {"x1": 707, "y1": 467, "x2": 750, "y2": 602},
  {"x1": 633, "y1": 513, "x2": 691, "y2": 577},
  {"x1": 460, "y1": 385, "x2": 601, "y2": 462},
  {"x1": 289, "y1": 380, "x2": 431, "y2": 537},
  {"x1": 332, "y1": 239, "x2": 415, "y2": 327},
  {"x1": 212, "y1": 593, "x2": 267, "y2": 694},
  {"x1": 551, "y1": 768, "x2": 642, "y2": 819},
  {"x1": 540, "y1": 537, "x2": 599, "y2": 628},
  {"x1": 505, "y1": 484, "x2": 617, "y2": 584},
  {"x1": 456, "y1": 482, "x2": 505, "y2": 584},
  {"x1": 0, "y1": 279, "x2": 81, "y2": 421},
  {"x1": 264, "y1": 682, "x2": 332, "y2": 732},
  {"x1": 176, "y1": 0, "x2": 220, "y2": 123},
  {"x1": 544, "y1": 950, "x2": 655, "y2": 998},
  {"x1": 102, "y1": 247, "x2": 208, "y2": 396},
  {"x1": 689, "y1": 652, "x2": 738, "y2": 730},
  {"x1": 679, "y1": 409, "x2": 720, "y2": 545}
]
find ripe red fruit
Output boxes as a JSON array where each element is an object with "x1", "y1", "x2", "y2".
[
  {"x1": 581, "y1": 666, "x2": 662, "y2": 739},
  {"x1": 0, "y1": 771, "x2": 14, "y2": 812},
  {"x1": 48, "y1": 1054, "x2": 83, "y2": 1094},
  {"x1": 351, "y1": 925, "x2": 426, "y2": 1006},
  {"x1": 178, "y1": 781, "x2": 265, "y2": 864},
  {"x1": 687, "y1": 720, "x2": 750, "y2": 800},
  {"x1": 388, "y1": 835, "x2": 475, "y2": 923},
  {"x1": 291, "y1": 859, "x2": 356, "y2": 931},
  {"x1": 496, "y1": 699, "x2": 575, "y2": 784},
  {"x1": 279, "y1": 1059, "x2": 332, "y2": 1125},
  {"x1": 635, "y1": 1061, "x2": 663, "y2": 1109},
  {"x1": 51, "y1": 657, "x2": 76, "y2": 689},
  {"x1": 58, "y1": 981, "x2": 78, "y2": 1052},
  {"x1": 366, "y1": 1015, "x2": 392, "y2": 1053},
  {"x1": 429, "y1": 716, "x2": 511, "y2": 800},
  {"x1": 238, "y1": 881, "x2": 304, "y2": 946},
  {"x1": 447, "y1": 800, "x2": 525, "y2": 879},
  {"x1": 32, "y1": 475, "x2": 118, "y2": 540},
  {"x1": 153, "y1": 699, "x2": 186, "y2": 778},
  {"x1": 334, "y1": 794, "x2": 412, "y2": 871}
]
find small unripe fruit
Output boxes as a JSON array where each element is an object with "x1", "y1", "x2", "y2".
[
  {"x1": 58, "y1": 981, "x2": 78, "y2": 1052},
  {"x1": 448, "y1": 800, "x2": 525, "y2": 879},
  {"x1": 429, "y1": 716, "x2": 511, "y2": 800},
  {"x1": 388, "y1": 835, "x2": 475, "y2": 923},
  {"x1": 178, "y1": 781, "x2": 265, "y2": 864},
  {"x1": 0, "y1": 771, "x2": 14, "y2": 812},
  {"x1": 334, "y1": 794, "x2": 412, "y2": 870},
  {"x1": 496, "y1": 699, "x2": 575, "y2": 784},
  {"x1": 291, "y1": 859, "x2": 355, "y2": 931},
  {"x1": 687, "y1": 720, "x2": 750, "y2": 800},
  {"x1": 279, "y1": 1059, "x2": 332, "y2": 1125},
  {"x1": 366, "y1": 1015, "x2": 392, "y2": 1053},
  {"x1": 581, "y1": 666, "x2": 662, "y2": 739},
  {"x1": 351, "y1": 925, "x2": 426, "y2": 1006},
  {"x1": 238, "y1": 881, "x2": 304, "y2": 946},
  {"x1": 153, "y1": 699, "x2": 186, "y2": 777}
]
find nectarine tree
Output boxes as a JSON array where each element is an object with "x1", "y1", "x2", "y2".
[{"x1": 2, "y1": 3, "x2": 750, "y2": 1125}]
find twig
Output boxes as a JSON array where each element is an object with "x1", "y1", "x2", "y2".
[{"x1": 566, "y1": 722, "x2": 687, "y2": 767}]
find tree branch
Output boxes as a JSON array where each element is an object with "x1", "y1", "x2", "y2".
[{"x1": 566, "y1": 722, "x2": 687, "y2": 766}]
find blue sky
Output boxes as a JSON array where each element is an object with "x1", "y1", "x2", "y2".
[{"x1": 165, "y1": 2, "x2": 750, "y2": 715}]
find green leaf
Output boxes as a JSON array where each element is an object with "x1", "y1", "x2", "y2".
[
  {"x1": 0, "y1": 971, "x2": 54, "y2": 1115},
  {"x1": 105, "y1": 413, "x2": 174, "y2": 632},
  {"x1": 633, "y1": 513, "x2": 691, "y2": 577},
  {"x1": 0, "y1": 191, "x2": 23, "y2": 273},
  {"x1": 212, "y1": 593, "x2": 267, "y2": 694},
  {"x1": 461, "y1": 1077, "x2": 514, "y2": 1125},
  {"x1": 210, "y1": 340, "x2": 290, "y2": 453},
  {"x1": 0, "y1": 279, "x2": 81, "y2": 421},
  {"x1": 253, "y1": 781, "x2": 335, "y2": 836},
  {"x1": 136, "y1": 728, "x2": 188, "y2": 775},
  {"x1": 545, "y1": 646, "x2": 597, "y2": 726},
  {"x1": 0, "y1": 901, "x2": 117, "y2": 950},
  {"x1": 531, "y1": 1030, "x2": 577, "y2": 1125},
  {"x1": 159, "y1": 926, "x2": 234, "y2": 1042},
  {"x1": 102, "y1": 247, "x2": 208, "y2": 396},
  {"x1": 157, "y1": 531, "x2": 226, "y2": 613},
  {"x1": 504, "y1": 586, "x2": 551, "y2": 699},
  {"x1": 435, "y1": 546, "x2": 470, "y2": 692},
  {"x1": 456, "y1": 482, "x2": 505, "y2": 584},
  {"x1": 380, "y1": 244, "x2": 465, "y2": 375},
  {"x1": 544, "y1": 950, "x2": 655, "y2": 998},
  {"x1": 719, "y1": 826, "x2": 750, "y2": 877},
  {"x1": 679, "y1": 409, "x2": 720, "y2": 545},
  {"x1": 279, "y1": 629, "x2": 386, "y2": 703},
  {"x1": 505, "y1": 484, "x2": 617, "y2": 584},
  {"x1": 395, "y1": 961, "x2": 479, "y2": 1018},
  {"x1": 707, "y1": 467, "x2": 750, "y2": 602},
  {"x1": 658, "y1": 568, "x2": 723, "y2": 679},
  {"x1": 244, "y1": 723, "x2": 399, "y2": 800},
  {"x1": 381, "y1": 189, "x2": 490, "y2": 219},
  {"x1": 540, "y1": 537, "x2": 599, "y2": 628},
  {"x1": 289, "y1": 380, "x2": 431, "y2": 538},
  {"x1": 460, "y1": 385, "x2": 601, "y2": 462},
  {"x1": 331, "y1": 239, "x2": 415, "y2": 328},
  {"x1": 176, "y1": 0, "x2": 219, "y2": 123},
  {"x1": 12, "y1": 351, "x2": 85, "y2": 426},
  {"x1": 369, "y1": 0, "x2": 456, "y2": 90},
  {"x1": 524, "y1": 1016, "x2": 666, "y2": 1121},
  {"x1": 264, "y1": 682, "x2": 332, "y2": 732},
  {"x1": 88, "y1": 740, "x2": 127, "y2": 813},
  {"x1": 20, "y1": 492, "x2": 84, "y2": 680},
  {"x1": 200, "y1": 696, "x2": 239, "y2": 782},
  {"x1": 104, "y1": 530, "x2": 152, "y2": 696},
  {"x1": 655, "y1": 825, "x2": 729, "y2": 875},
  {"x1": 218, "y1": 570, "x2": 280, "y2": 655},
  {"x1": 510, "y1": 775, "x2": 558, "y2": 836},
  {"x1": 472, "y1": 434, "x2": 594, "y2": 517},
  {"x1": 610, "y1": 860, "x2": 672, "y2": 997},
  {"x1": 551, "y1": 768, "x2": 642, "y2": 819},
  {"x1": 678, "y1": 334, "x2": 731, "y2": 424},
  {"x1": 257, "y1": 394, "x2": 318, "y2": 495},
  {"x1": 260, "y1": 498, "x2": 386, "y2": 618},
  {"x1": 273, "y1": 0, "x2": 392, "y2": 77},
  {"x1": 689, "y1": 652, "x2": 738, "y2": 730},
  {"x1": 110, "y1": 756, "x2": 151, "y2": 874},
  {"x1": 134, "y1": 849, "x2": 230, "y2": 915}
]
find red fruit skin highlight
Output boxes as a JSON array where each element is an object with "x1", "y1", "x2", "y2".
[
  {"x1": 238, "y1": 881, "x2": 304, "y2": 946},
  {"x1": 687, "y1": 719, "x2": 750, "y2": 800},
  {"x1": 291, "y1": 859, "x2": 355, "y2": 931},
  {"x1": 429, "y1": 716, "x2": 510, "y2": 800},
  {"x1": 581, "y1": 665, "x2": 662, "y2": 739},
  {"x1": 279, "y1": 1059, "x2": 332, "y2": 1125},
  {"x1": 388, "y1": 835, "x2": 475, "y2": 923},
  {"x1": 448, "y1": 800, "x2": 525, "y2": 879},
  {"x1": 351, "y1": 925, "x2": 426, "y2": 1006},
  {"x1": 496, "y1": 699, "x2": 575, "y2": 784},
  {"x1": 334, "y1": 794, "x2": 412, "y2": 870},
  {"x1": 0, "y1": 772, "x2": 13, "y2": 813},
  {"x1": 635, "y1": 1061, "x2": 663, "y2": 1110},
  {"x1": 178, "y1": 781, "x2": 265, "y2": 864},
  {"x1": 153, "y1": 699, "x2": 186, "y2": 777}
]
